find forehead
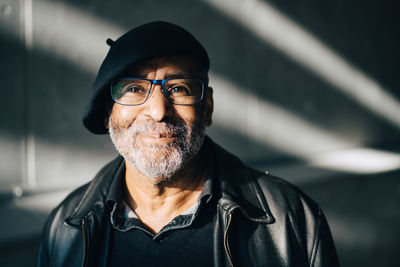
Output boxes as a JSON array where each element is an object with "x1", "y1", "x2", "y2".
[{"x1": 127, "y1": 56, "x2": 201, "y2": 77}]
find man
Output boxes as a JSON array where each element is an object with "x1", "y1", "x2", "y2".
[{"x1": 38, "y1": 21, "x2": 339, "y2": 266}]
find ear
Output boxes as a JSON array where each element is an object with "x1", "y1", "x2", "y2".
[
  {"x1": 105, "y1": 117, "x2": 110, "y2": 130},
  {"x1": 204, "y1": 87, "x2": 213, "y2": 127},
  {"x1": 105, "y1": 102, "x2": 115, "y2": 130},
  {"x1": 105, "y1": 107, "x2": 112, "y2": 130}
]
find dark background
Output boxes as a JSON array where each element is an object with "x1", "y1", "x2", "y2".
[{"x1": 0, "y1": 0, "x2": 399, "y2": 266}]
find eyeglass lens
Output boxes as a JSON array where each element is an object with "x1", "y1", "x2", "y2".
[{"x1": 111, "y1": 79, "x2": 204, "y2": 105}]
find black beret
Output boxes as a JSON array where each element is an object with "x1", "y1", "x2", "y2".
[{"x1": 82, "y1": 21, "x2": 210, "y2": 134}]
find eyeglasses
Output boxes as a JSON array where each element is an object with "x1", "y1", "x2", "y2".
[{"x1": 111, "y1": 78, "x2": 206, "y2": 106}]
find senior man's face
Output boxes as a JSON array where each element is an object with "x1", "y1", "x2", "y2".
[{"x1": 108, "y1": 56, "x2": 213, "y2": 183}]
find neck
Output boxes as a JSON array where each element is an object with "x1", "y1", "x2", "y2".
[{"x1": 123, "y1": 151, "x2": 207, "y2": 233}]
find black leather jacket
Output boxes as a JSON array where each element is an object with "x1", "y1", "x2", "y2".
[{"x1": 37, "y1": 138, "x2": 339, "y2": 266}]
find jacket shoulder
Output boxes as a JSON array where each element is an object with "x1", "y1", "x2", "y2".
[
  {"x1": 37, "y1": 183, "x2": 89, "y2": 267},
  {"x1": 248, "y1": 168, "x2": 322, "y2": 230},
  {"x1": 253, "y1": 171, "x2": 339, "y2": 265},
  {"x1": 209, "y1": 137, "x2": 339, "y2": 265},
  {"x1": 255, "y1": 171, "x2": 319, "y2": 211},
  {"x1": 37, "y1": 156, "x2": 124, "y2": 266}
]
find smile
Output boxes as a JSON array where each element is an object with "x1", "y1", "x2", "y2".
[{"x1": 137, "y1": 133, "x2": 176, "y2": 142}]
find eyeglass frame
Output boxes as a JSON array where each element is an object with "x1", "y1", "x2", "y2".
[{"x1": 110, "y1": 77, "x2": 207, "y2": 106}]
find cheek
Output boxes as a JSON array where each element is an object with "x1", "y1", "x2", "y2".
[
  {"x1": 119, "y1": 107, "x2": 137, "y2": 119},
  {"x1": 111, "y1": 105, "x2": 141, "y2": 127},
  {"x1": 174, "y1": 107, "x2": 204, "y2": 138},
  {"x1": 175, "y1": 106, "x2": 199, "y2": 125}
]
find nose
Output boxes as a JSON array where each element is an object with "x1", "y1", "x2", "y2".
[{"x1": 143, "y1": 84, "x2": 172, "y2": 122}]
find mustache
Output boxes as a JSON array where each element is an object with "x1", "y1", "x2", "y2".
[{"x1": 127, "y1": 120, "x2": 188, "y2": 137}]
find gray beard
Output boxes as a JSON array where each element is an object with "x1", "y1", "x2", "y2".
[{"x1": 109, "y1": 117, "x2": 205, "y2": 185}]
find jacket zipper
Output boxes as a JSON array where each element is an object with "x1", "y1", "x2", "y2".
[
  {"x1": 81, "y1": 219, "x2": 88, "y2": 267},
  {"x1": 224, "y1": 213, "x2": 234, "y2": 267}
]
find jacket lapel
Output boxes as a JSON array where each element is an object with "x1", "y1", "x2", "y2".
[{"x1": 206, "y1": 137, "x2": 275, "y2": 224}]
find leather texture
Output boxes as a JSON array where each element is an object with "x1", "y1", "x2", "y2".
[{"x1": 37, "y1": 137, "x2": 340, "y2": 267}]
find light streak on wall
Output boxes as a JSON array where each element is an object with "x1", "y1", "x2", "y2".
[
  {"x1": 211, "y1": 74, "x2": 353, "y2": 156},
  {"x1": 308, "y1": 148, "x2": 400, "y2": 174},
  {"x1": 212, "y1": 74, "x2": 400, "y2": 173},
  {"x1": 32, "y1": 0, "x2": 127, "y2": 73},
  {"x1": 204, "y1": 0, "x2": 400, "y2": 130},
  {"x1": 0, "y1": 133, "x2": 115, "y2": 190}
]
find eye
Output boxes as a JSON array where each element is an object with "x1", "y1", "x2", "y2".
[
  {"x1": 169, "y1": 86, "x2": 191, "y2": 95},
  {"x1": 124, "y1": 85, "x2": 146, "y2": 94}
]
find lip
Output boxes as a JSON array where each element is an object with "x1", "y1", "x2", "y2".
[
  {"x1": 139, "y1": 132, "x2": 175, "y2": 138},
  {"x1": 137, "y1": 133, "x2": 176, "y2": 142}
]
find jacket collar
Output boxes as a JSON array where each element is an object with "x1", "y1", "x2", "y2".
[
  {"x1": 206, "y1": 137, "x2": 275, "y2": 224},
  {"x1": 65, "y1": 156, "x2": 125, "y2": 226},
  {"x1": 66, "y1": 136, "x2": 275, "y2": 226}
]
